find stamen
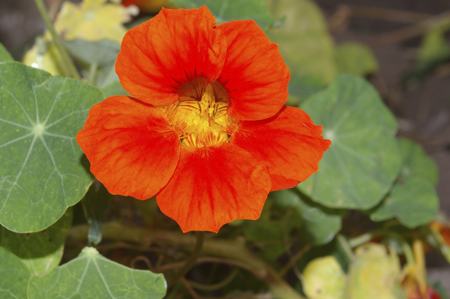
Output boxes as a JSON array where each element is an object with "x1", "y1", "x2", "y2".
[{"x1": 164, "y1": 83, "x2": 234, "y2": 149}]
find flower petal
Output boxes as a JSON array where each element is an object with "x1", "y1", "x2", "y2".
[
  {"x1": 157, "y1": 145, "x2": 271, "y2": 233},
  {"x1": 77, "y1": 96, "x2": 180, "y2": 199},
  {"x1": 232, "y1": 107, "x2": 330, "y2": 190},
  {"x1": 217, "y1": 20, "x2": 290, "y2": 120},
  {"x1": 116, "y1": 7, "x2": 226, "y2": 106}
]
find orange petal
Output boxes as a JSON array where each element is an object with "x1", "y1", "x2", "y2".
[
  {"x1": 217, "y1": 20, "x2": 290, "y2": 120},
  {"x1": 77, "y1": 96, "x2": 180, "y2": 199},
  {"x1": 156, "y1": 145, "x2": 271, "y2": 233},
  {"x1": 116, "y1": 7, "x2": 226, "y2": 106},
  {"x1": 232, "y1": 107, "x2": 330, "y2": 190}
]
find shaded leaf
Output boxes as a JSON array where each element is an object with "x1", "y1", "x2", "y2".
[
  {"x1": 65, "y1": 39, "x2": 120, "y2": 67},
  {"x1": 0, "y1": 210, "x2": 72, "y2": 276},
  {"x1": 300, "y1": 75, "x2": 401, "y2": 209},
  {"x1": 271, "y1": 190, "x2": 342, "y2": 245},
  {"x1": 0, "y1": 247, "x2": 31, "y2": 299},
  {"x1": 335, "y1": 42, "x2": 378, "y2": 76},
  {"x1": 29, "y1": 247, "x2": 167, "y2": 299},
  {"x1": 170, "y1": 0, "x2": 274, "y2": 29},
  {"x1": 370, "y1": 139, "x2": 439, "y2": 228},
  {"x1": 270, "y1": 0, "x2": 335, "y2": 100},
  {"x1": 95, "y1": 64, "x2": 128, "y2": 97},
  {"x1": 0, "y1": 62, "x2": 103, "y2": 232},
  {"x1": 242, "y1": 199, "x2": 293, "y2": 261}
]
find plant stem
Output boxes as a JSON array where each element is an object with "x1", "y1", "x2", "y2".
[
  {"x1": 280, "y1": 245, "x2": 310, "y2": 277},
  {"x1": 337, "y1": 234, "x2": 354, "y2": 261},
  {"x1": 34, "y1": 0, "x2": 80, "y2": 79},
  {"x1": 169, "y1": 232, "x2": 205, "y2": 293},
  {"x1": 87, "y1": 63, "x2": 98, "y2": 85},
  {"x1": 69, "y1": 222, "x2": 305, "y2": 299},
  {"x1": 413, "y1": 240, "x2": 427, "y2": 296},
  {"x1": 348, "y1": 233, "x2": 373, "y2": 248}
]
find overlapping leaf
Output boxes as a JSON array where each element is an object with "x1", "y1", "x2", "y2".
[
  {"x1": 0, "y1": 210, "x2": 72, "y2": 276},
  {"x1": 29, "y1": 247, "x2": 167, "y2": 299},
  {"x1": 0, "y1": 247, "x2": 31, "y2": 299},
  {"x1": 270, "y1": 0, "x2": 335, "y2": 100},
  {"x1": 370, "y1": 139, "x2": 439, "y2": 227},
  {"x1": 0, "y1": 62, "x2": 103, "y2": 232},
  {"x1": 65, "y1": 39, "x2": 120, "y2": 67},
  {"x1": 300, "y1": 75, "x2": 401, "y2": 209},
  {"x1": 335, "y1": 42, "x2": 378, "y2": 76},
  {"x1": 244, "y1": 190, "x2": 341, "y2": 261},
  {"x1": 271, "y1": 190, "x2": 342, "y2": 245}
]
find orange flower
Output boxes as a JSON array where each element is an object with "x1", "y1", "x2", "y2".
[{"x1": 77, "y1": 7, "x2": 330, "y2": 232}]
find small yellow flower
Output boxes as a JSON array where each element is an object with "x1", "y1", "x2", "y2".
[
  {"x1": 23, "y1": 38, "x2": 63, "y2": 75},
  {"x1": 55, "y1": 0, "x2": 137, "y2": 42}
]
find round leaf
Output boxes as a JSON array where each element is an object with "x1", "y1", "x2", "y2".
[
  {"x1": 272, "y1": 190, "x2": 342, "y2": 245},
  {"x1": 0, "y1": 247, "x2": 31, "y2": 299},
  {"x1": 0, "y1": 62, "x2": 103, "y2": 232},
  {"x1": 300, "y1": 75, "x2": 401, "y2": 209},
  {"x1": 29, "y1": 247, "x2": 167, "y2": 299},
  {"x1": 0, "y1": 210, "x2": 72, "y2": 276},
  {"x1": 270, "y1": 0, "x2": 336, "y2": 97},
  {"x1": 335, "y1": 42, "x2": 378, "y2": 76},
  {"x1": 370, "y1": 139, "x2": 439, "y2": 228}
]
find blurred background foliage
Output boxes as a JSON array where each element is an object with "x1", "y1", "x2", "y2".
[{"x1": 0, "y1": 0, "x2": 449, "y2": 298}]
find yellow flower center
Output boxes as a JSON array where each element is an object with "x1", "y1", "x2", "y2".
[{"x1": 165, "y1": 84, "x2": 234, "y2": 149}]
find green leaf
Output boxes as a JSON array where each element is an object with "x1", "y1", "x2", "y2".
[
  {"x1": 418, "y1": 25, "x2": 450, "y2": 69},
  {"x1": 0, "y1": 62, "x2": 103, "y2": 232},
  {"x1": 95, "y1": 64, "x2": 127, "y2": 97},
  {"x1": 101, "y1": 81, "x2": 127, "y2": 97},
  {"x1": 29, "y1": 247, "x2": 167, "y2": 299},
  {"x1": 287, "y1": 72, "x2": 327, "y2": 106},
  {"x1": 271, "y1": 190, "x2": 342, "y2": 245},
  {"x1": 242, "y1": 199, "x2": 293, "y2": 261},
  {"x1": 370, "y1": 139, "x2": 439, "y2": 228},
  {"x1": 0, "y1": 210, "x2": 72, "y2": 276},
  {"x1": 300, "y1": 75, "x2": 401, "y2": 209},
  {"x1": 335, "y1": 42, "x2": 378, "y2": 76},
  {"x1": 170, "y1": 0, "x2": 274, "y2": 29},
  {"x1": 65, "y1": 39, "x2": 120, "y2": 67},
  {"x1": 243, "y1": 190, "x2": 341, "y2": 261},
  {"x1": 270, "y1": 0, "x2": 336, "y2": 96},
  {"x1": 0, "y1": 247, "x2": 31, "y2": 299},
  {"x1": 0, "y1": 43, "x2": 13, "y2": 62}
]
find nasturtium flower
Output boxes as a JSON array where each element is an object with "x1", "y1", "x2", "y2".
[{"x1": 77, "y1": 7, "x2": 330, "y2": 232}]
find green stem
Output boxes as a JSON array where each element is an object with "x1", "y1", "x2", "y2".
[
  {"x1": 69, "y1": 222, "x2": 305, "y2": 299},
  {"x1": 187, "y1": 268, "x2": 239, "y2": 292},
  {"x1": 87, "y1": 63, "x2": 98, "y2": 85},
  {"x1": 348, "y1": 233, "x2": 373, "y2": 248},
  {"x1": 280, "y1": 245, "x2": 311, "y2": 277},
  {"x1": 34, "y1": 0, "x2": 80, "y2": 79},
  {"x1": 337, "y1": 234, "x2": 354, "y2": 261}
]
